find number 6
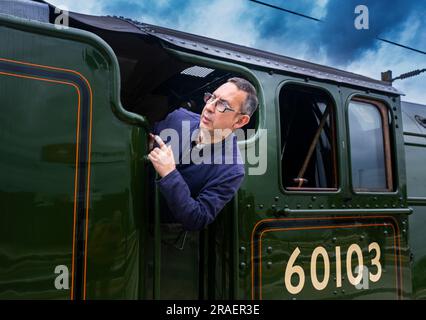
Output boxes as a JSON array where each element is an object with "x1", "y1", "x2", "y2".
[{"x1": 284, "y1": 247, "x2": 305, "y2": 294}]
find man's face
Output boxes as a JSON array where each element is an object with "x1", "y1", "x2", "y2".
[{"x1": 199, "y1": 82, "x2": 249, "y2": 134}]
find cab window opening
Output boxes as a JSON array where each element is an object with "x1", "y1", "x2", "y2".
[
  {"x1": 279, "y1": 84, "x2": 338, "y2": 191},
  {"x1": 113, "y1": 43, "x2": 258, "y2": 138}
]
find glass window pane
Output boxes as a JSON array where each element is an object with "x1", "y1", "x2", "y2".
[
  {"x1": 279, "y1": 84, "x2": 337, "y2": 190},
  {"x1": 348, "y1": 101, "x2": 387, "y2": 190}
]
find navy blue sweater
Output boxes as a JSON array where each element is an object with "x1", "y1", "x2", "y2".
[{"x1": 153, "y1": 108, "x2": 245, "y2": 231}]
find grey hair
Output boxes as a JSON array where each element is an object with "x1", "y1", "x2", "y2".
[{"x1": 227, "y1": 77, "x2": 258, "y2": 116}]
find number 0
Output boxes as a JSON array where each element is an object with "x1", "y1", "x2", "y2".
[
  {"x1": 311, "y1": 246, "x2": 330, "y2": 290},
  {"x1": 346, "y1": 244, "x2": 364, "y2": 286}
]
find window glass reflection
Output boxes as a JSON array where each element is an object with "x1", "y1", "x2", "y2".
[{"x1": 349, "y1": 101, "x2": 387, "y2": 190}]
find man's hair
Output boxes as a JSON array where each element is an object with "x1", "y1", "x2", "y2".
[{"x1": 227, "y1": 77, "x2": 258, "y2": 116}]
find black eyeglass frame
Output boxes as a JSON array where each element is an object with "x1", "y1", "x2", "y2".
[{"x1": 203, "y1": 92, "x2": 246, "y2": 115}]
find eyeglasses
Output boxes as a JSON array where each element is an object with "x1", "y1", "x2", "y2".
[{"x1": 203, "y1": 92, "x2": 245, "y2": 114}]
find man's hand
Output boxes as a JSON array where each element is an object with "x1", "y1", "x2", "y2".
[{"x1": 148, "y1": 135, "x2": 176, "y2": 178}]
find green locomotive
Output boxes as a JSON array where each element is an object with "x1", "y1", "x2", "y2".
[{"x1": 0, "y1": 0, "x2": 425, "y2": 299}]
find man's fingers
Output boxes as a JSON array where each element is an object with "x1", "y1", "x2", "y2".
[
  {"x1": 168, "y1": 145, "x2": 174, "y2": 155},
  {"x1": 154, "y1": 135, "x2": 167, "y2": 149},
  {"x1": 148, "y1": 133, "x2": 155, "y2": 151},
  {"x1": 148, "y1": 153, "x2": 158, "y2": 162},
  {"x1": 152, "y1": 147, "x2": 162, "y2": 155}
]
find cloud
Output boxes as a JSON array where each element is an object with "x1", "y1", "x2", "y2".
[
  {"x1": 316, "y1": 0, "x2": 425, "y2": 65},
  {"x1": 45, "y1": 0, "x2": 426, "y2": 103},
  {"x1": 347, "y1": 13, "x2": 426, "y2": 104},
  {"x1": 46, "y1": 0, "x2": 104, "y2": 15}
]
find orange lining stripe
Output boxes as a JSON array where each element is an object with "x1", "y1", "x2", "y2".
[
  {"x1": 0, "y1": 70, "x2": 80, "y2": 300},
  {"x1": 0, "y1": 57, "x2": 94, "y2": 300},
  {"x1": 250, "y1": 215, "x2": 403, "y2": 300},
  {"x1": 258, "y1": 223, "x2": 397, "y2": 299}
]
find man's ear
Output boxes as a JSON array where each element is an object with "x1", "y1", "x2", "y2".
[{"x1": 233, "y1": 115, "x2": 250, "y2": 129}]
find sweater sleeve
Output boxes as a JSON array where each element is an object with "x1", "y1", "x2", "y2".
[{"x1": 156, "y1": 167, "x2": 245, "y2": 231}]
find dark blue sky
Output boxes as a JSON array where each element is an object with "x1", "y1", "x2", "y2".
[{"x1": 50, "y1": 0, "x2": 426, "y2": 103}]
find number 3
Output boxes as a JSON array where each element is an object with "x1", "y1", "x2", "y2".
[{"x1": 369, "y1": 242, "x2": 382, "y2": 282}]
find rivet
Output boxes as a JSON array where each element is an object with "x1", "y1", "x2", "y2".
[
  {"x1": 296, "y1": 204, "x2": 301, "y2": 209},
  {"x1": 320, "y1": 204, "x2": 324, "y2": 209},
  {"x1": 267, "y1": 261, "x2": 273, "y2": 268},
  {"x1": 360, "y1": 235, "x2": 365, "y2": 241},
  {"x1": 284, "y1": 204, "x2": 289, "y2": 208},
  {"x1": 331, "y1": 204, "x2": 336, "y2": 208},
  {"x1": 240, "y1": 247, "x2": 246, "y2": 254},
  {"x1": 373, "y1": 197, "x2": 378, "y2": 201},
  {"x1": 384, "y1": 230, "x2": 388, "y2": 235},
  {"x1": 357, "y1": 204, "x2": 360, "y2": 208},
  {"x1": 309, "y1": 204, "x2": 313, "y2": 209},
  {"x1": 259, "y1": 204, "x2": 264, "y2": 209},
  {"x1": 366, "y1": 204, "x2": 370, "y2": 208},
  {"x1": 247, "y1": 204, "x2": 251, "y2": 209},
  {"x1": 342, "y1": 205, "x2": 346, "y2": 208},
  {"x1": 332, "y1": 237, "x2": 337, "y2": 243},
  {"x1": 275, "y1": 196, "x2": 279, "y2": 201},
  {"x1": 312, "y1": 196, "x2": 317, "y2": 201},
  {"x1": 403, "y1": 229, "x2": 406, "y2": 233},
  {"x1": 267, "y1": 246, "x2": 273, "y2": 254},
  {"x1": 240, "y1": 262, "x2": 246, "y2": 270}
]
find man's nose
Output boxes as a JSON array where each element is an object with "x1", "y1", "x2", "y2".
[{"x1": 204, "y1": 100, "x2": 216, "y2": 113}]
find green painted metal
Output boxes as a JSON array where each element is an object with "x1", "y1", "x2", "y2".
[
  {"x1": 405, "y1": 142, "x2": 426, "y2": 299},
  {"x1": 0, "y1": 14, "x2": 149, "y2": 299}
]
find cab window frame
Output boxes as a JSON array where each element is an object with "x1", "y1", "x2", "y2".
[
  {"x1": 347, "y1": 96, "x2": 394, "y2": 193},
  {"x1": 277, "y1": 81, "x2": 340, "y2": 194}
]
